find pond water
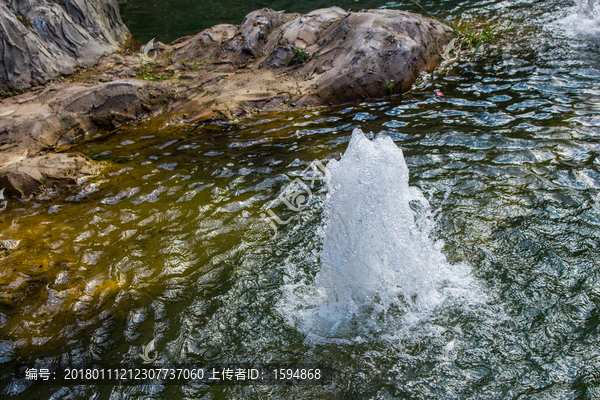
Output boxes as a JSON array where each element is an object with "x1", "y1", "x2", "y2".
[
  {"x1": 2, "y1": 0, "x2": 600, "y2": 398},
  {"x1": 119, "y1": 0, "x2": 449, "y2": 44}
]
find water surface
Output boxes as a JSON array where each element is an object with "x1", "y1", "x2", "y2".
[
  {"x1": 120, "y1": 0, "x2": 463, "y2": 43},
  {"x1": 2, "y1": 0, "x2": 600, "y2": 398}
]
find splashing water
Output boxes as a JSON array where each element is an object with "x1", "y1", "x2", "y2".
[
  {"x1": 554, "y1": 0, "x2": 600, "y2": 37},
  {"x1": 278, "y1": 129, "x2": 482, "y2": 344},
  {"x1": 579, "y1": 0, "x2": 595, "y2": 13}
]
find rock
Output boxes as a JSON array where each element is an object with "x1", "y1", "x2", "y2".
[
  {"x1": 268, "y1": 7, "x2": 348, "y2": 50},
  {"x1": 170, "y1": 24, "x2": 238, "y2": 66},
  {"x1": 63, "y1": 81, "x2": 148, "y2": 119},
  {"x1": 230, "y1": 9, "x2": 298, "y2": 60},
  {"x1": 263, "y1": 46, "x2": 295, "y2": 68},
  {"x1": 0, "y1": 239, "x2": 20, "y2": 251},
  {"x1": 0, "y1": 153, "x2": 99, "y2": 197},
  {"x1": 0, "y1": 79, "x2": 177, "y2": 196},
  {"x1": 297, "y1": 9, "x2": 451, "y2": 103},
  {"x1": 0, "y1": 0, "x2": 130, "y2": 93},
  {"x1": 167, "y1": 7, "x2": 451, "y2": 105},
  {"x1": 0, "y1": 6, "x2": 453, "y2": 196}
]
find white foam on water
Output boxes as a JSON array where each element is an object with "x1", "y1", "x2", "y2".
[
  {"x1": 552, "y1": 1, "x2": 600, "y2": 37},
  {"x1": 277, "y1": 129, "x2": 483, "y2": 344}
]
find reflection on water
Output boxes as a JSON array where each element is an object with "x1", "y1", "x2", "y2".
[
  {"x1": 119, "y1": 0, "x2": 469, "y2": 43},
  {"x1": 2, "y1": 0, "x2": 600, "y2": 398},
  {"x1": 120, "y1": 0, "x2": 409, "y2": 43}
]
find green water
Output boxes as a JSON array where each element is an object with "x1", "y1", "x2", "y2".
[
  {"x1": 119, "y1": 0, "x2": 458, "y2": 43},
  {"x1": 2, "y1": 0, "x2": 600, "y2": 398}
]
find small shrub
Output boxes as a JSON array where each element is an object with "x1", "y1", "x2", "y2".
[
  {"x1": 144, "y1": 73, "x2": 171, "y2": 81},
  {"x1": 290, "y1": 48, "x2": 311, "y2": 65},
  {"x1": 137, "y1": 57, "x2": 173, "y2": 81},
  {"x1": 16, "y1": 15, "x2": 33, "y2": 27}
]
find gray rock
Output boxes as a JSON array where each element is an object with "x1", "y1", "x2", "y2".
[
  {"x1": 170, "y1": 24, "x2": 238, "y2": 65},
  {"x1": 297, "y1": 9, "x2": 451, "y2": 103},
  {"x1": 240, "y1": 7, "x2": 450, "y2": 103},
  {"x1": 266, "y1": 7, "x2": 348, "y2": 50},
  {"x1": 263, "y1": 46, "x2": 295, "y2": 68},
  {"x1": 0, "y1": 0, "x2": 129, "y2": 93},
  {"x1": 230, "y1": 9, "x2": 297, "y2": 60},
  {"x1": 169, "y1": 7, "x2": 451, "y2": 104}
]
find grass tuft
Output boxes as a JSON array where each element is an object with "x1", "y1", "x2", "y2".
[
  {"x1": 448, "y1": 19, "x2": 514, "y2": 59},
  {"x1": 16, "y1": 15, "x2": 33, "y2": 27}
]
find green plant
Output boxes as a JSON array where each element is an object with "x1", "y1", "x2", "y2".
[
  {"x1": 138, "y1": 58, "x2": 153, "y2": 76},
  {"x1": 290, "y1": 48, "x2": 311, "y2": 65},
  {"x1": 386, "y1": 80, "x2": 395, "y2": 94},
  {"x1": 16, "y1": 15, "x2": 33, "y2": 27},
  {"x1": 449, "y1": 19, "x2": 513, "y2": 58},
  {"x1": 137, "y1": 58, "x2": 172, "y2": 81},
  {"x1": 145, "y1": 73, "x2": 171, "y2": 81}
]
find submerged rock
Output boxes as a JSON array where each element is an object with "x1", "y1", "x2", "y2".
[
  {"x1": 0, "y1": 6, "x2": 452, "y2": 196},
  {"x1": 0, "y1": 153, "x2": 98, "y2": 197},
  {"x1": 0, "y1": 238, "x2": 19, "y2": 251}
]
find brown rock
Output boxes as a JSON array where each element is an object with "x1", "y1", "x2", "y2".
[
  {"x1": 0, "y1": 153, "x2": 98, "y2": 197},
  {"x1": 0, "y1": 6, "x2": 453, "y2": 196}
]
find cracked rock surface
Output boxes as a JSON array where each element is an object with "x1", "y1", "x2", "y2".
[{"x1": 0, "y1": 0, "x2": 129, "y2": 93}]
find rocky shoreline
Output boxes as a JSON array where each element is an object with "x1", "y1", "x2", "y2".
[{"x1": 0, "y1": 3, "x2": 452, "y2": 197}]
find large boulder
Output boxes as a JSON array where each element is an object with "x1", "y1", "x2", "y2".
[
  {"x1": 297, "y1": 8, "x2": 450, "y2": 102},
  {"x1": 0, "y1": 0, "x2": 130, "y2": 93},
  {"x1": 171, "y1": 7, "x2": 452, "y2": 105}
]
